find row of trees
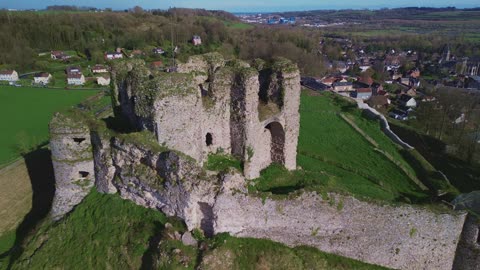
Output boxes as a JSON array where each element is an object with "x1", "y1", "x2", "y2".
[
  {"x1": 0, "y1": 9, "x2": 478, "y2": 76},
  {"x1": 412, "y1": 88, "x2": 480, "y2": 164}
]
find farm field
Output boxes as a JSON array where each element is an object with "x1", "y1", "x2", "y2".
[
  {"x1": 0, "y1": 86, "x2": 100, "y2": 165},
  {"x1": 252, "y1": 90, "x2": 433, "y2": 203}
]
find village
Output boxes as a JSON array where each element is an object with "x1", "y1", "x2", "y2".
[
  {"x1": 0, "y1": 35, "x2": 203, "y2": 89},
  {"x1": 301, "y1": 40, "x2": 480, "y2": 123}
]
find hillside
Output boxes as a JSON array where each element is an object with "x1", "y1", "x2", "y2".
[{"x1": 250, "y1": 90, "x2": 453, "y2": 203}]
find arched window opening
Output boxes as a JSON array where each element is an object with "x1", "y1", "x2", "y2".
[{"x1": 265, "y1": 122, "x2": 285, "y2": 165}]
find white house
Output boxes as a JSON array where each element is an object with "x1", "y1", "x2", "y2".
[
  {"x1": 67, "y1": 73, "x2": 85, "y2": 85},
  {"x1": 359, "y1": 65, "x2": 371, "y2": 72},
  {"x1": 33, "y1": 72, "x2": 52, "y2": 85},
  {"x1": 192, "y1": 35, "x2": 202, "y2": 46},
  {"x1": 51, "y1": 51, "x2": 71, "y2": 60},
  {"x1": 105, "y1": 52, "x2": 123, "y2": 60},
  {"x1": 152, "y1": 47, "x2": 165, "y2": 54},
  {"x1": 398, "y1": 94, "x2": 417, "y2": 108},
  {"x1": 0, "y1": 70, "x2": 19, "y2": 81},
  {"x1": 92, "y1": 65, "x2": 108, "y2": 74},
  {"x1": 97, "y1": 75, "x2": 111, "y2": 86}
]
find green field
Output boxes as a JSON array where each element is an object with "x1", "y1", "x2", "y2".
[
  {"x1": 4, "y1": 190, "x2": 387, "y2": 270},
  {"x1": 251, "y1": 90, "x2": 431, "y2": 203},
  {"x1": 0, "y1": 86, "x2": 100, "y2": 165}
]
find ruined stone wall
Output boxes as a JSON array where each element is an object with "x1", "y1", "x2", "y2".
[
  {"x1": 243, "y1": 65, "x2": 301, "y2": 179},
  {"x1": 112, "y1": 54, "x2": 301, "y2": 179},
  {"x1": 213, "y1": 192, "x2": 466, "y2": 270},
  {"x1": 152, "y1": 78, "x2": 204, "y2": 162},
  {"x1": 199, "y1": 67, "x2": 234, "y2": 158},
  {"x1": 49, "y1": 113, "x2": 95, "y2": 220},
  {"x1": 281, "y1": 71, "x2": 301, "y2": 170},
  {"x1": 90, "y1": 131, "x2": 117, "y2": 194}
]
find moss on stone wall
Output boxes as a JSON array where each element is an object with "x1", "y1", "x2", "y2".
[
  {"x1": 132, "y1": 162, "x2": 165, "y2": 191},
  {"x1": 116, "y1": 130, "x2": 168, "y2": 153}
]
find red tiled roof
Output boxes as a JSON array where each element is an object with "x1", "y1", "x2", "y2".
[
  {"x1": 0, "y1": 70, "x2": 14, "y2": 75},
  {"x1": 358, "y1": 76, "x2": 374, "y2": 86},
  {"x1": 357, "y1": 88, "x2": 372, "y2": 93},
  {"x1": 151, "y1": 61, "x2": 163, "y2": 67}
]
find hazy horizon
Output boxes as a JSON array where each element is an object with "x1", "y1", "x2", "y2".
[{"x1": 1, "y1": 0, "x2": 479, "y2": 12}]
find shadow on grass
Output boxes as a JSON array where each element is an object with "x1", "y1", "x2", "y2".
[
  {"x1": 391, "y1": 122, "x2": 480, "y2": 193},
  {"x1": 266, "y1": 185, "x2": 304, "y2": 195},
  {"x1": 0, "y1": 147, "x2": 55, "y2": 269},
  {"x1": 140, "y1": 221, "x2": 164, "y2": 270}
]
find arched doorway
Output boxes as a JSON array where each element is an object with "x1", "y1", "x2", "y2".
[{"x1": 265, "y1": 122, "x2": 285, "y2": 164}]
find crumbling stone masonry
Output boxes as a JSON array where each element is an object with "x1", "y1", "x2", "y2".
[
  {"x1": 49, "y1": 113, "x2": 95, "y2": 220},
  {"x1": 110, "y1": 53, "x2": 301, "y2": 179}
]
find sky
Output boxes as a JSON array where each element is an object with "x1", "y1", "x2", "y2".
[{"x1": 1, "y1": 0, "x2": 478, "y2": 12}]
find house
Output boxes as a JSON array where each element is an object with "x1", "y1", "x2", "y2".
[
  {"x1": 320, "y1": 76, "x2": 340, "y2": 86},
  {"x1": 0, "y1": 70, "x2": 19, "y2": 81},
  {"x1": 367, "y1": 95, "x2": 390, "y2": 109},
  {"x1": 359, "y1": 65, "x2": 371, "y2": 72},
  {"x1": 400, "y1": 77, "x2": 410, "y2": 85},
  {"x1": 398, "y1": 94, "x2": 417, "y2": 108},
  {"x1": 357, "y1": 76, "x2": 374, "y2": 87},
  {"x1": 356, "y1": 88, "x2": 372, "y2": 100},
  {"x1": 130, "y1": 50, "x2": 144, "y2": 58},
  {"x1": 96, "y1": 74, "x2": 110, "y2": 86},
  {"x1": 67, "y1": 73, "x2": 85, "y2": 85},
  {"x1": 408, "y1": 68, "x2": 421, "y2": 78},
  {"x1": 33, "y1": 72, "x2": 52, "y2": 85},
  {"x1": 332, "y1": 82, "x2": 353, "y2": 92},
  {"x1": 332, "y1": 61, "x2": 348, "y2": 73},
  {"x1": 152, "y1": 47, "x2": 165, "y2": 54},
  {"x1": 422, "y1": 96, "x2": 436, "y2": 102},
  {"x1": 192, "y1": 35, "x2": 202, "y2": 46},
  {"x1": 105, "y1": 51, "x2": 123, "y2": 60},
  {"x1": 392, "y1": 73, "x2": 402, "y2": 80},
  {"x1": 377, "y1": 89, "x2": 388, "y2": 96},
  {"x1": 409, "y1": 77, "x2": 421, "y2": 88},
  {"x1": 150, "y1": 61, "x2": 163, "y2": 69},
  {"x1": 406, "y1": 88, "x2": 417, "y2": 97},
  {"x1": 91, "y1": 65, "x2": 108, "y2": 74},
  {"x1": 66, "y1": 66, "x2": 82, "y2": 74},
  {"x1": 51, "y1": 51, "x2": 71, "y2": 60}
]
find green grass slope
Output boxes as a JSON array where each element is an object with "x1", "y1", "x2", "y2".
[
  {"x1": 0, "y1": 86, "x2": 100, "y2": 165},
  {"x1": 9, "y1": 191, "x2": 167, "y2": 270},
  {"x1": 252, "y1": 90, "x2": 430, "y2": 203}
]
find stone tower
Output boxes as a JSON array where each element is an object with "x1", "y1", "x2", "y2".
[
  {"x1": 49, "y1": 112, "x2": 94, "y2": 220},
  {"x1": 111, "y1": 53, "x2": 301, "y2": 179}
]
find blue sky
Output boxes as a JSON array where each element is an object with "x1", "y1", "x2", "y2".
[{"x1": 1, "y1": 0, "x2": 478, "y2": 12}]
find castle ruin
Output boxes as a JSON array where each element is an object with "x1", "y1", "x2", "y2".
[
  {"x1": 48, "y1": 53, "x2": 473, "y2": 270},
  {"x1": 110, "y1": 53, "x2": 300, "y2": 179}
]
